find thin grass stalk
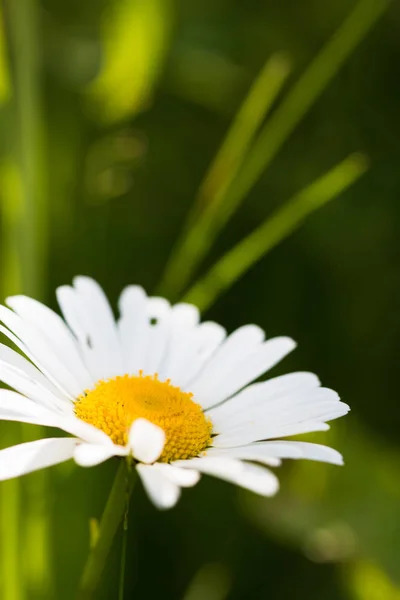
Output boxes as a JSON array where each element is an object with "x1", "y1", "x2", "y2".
[
  {"x1": 0, "y1": 7, "x2": 22, "y2": 600},
  {"x1": 0, "y1": 163, "x2": 23, "y2": 600},
  {"x1": 1, "y1": 476, "x2": 21, "y2": 599},
  {"x1": 183, "y1": 154, "x2": 368, "y2": 311},
  {"x1": 158, "y1": 53, "x2": 291, "y2": 298},
  {"x1": 160, "y1": 0, "x2": 388, "y2": 301},
  {"x1": 3, "y1": 0, "x2": 51, "y2": 596},
  {"x1": 217, "y1": 0, "x2": 387, "y2": 228},
  {"x1": 78, "y1": 462, "x2": 136, "y2": 600},
  {"x1": 4, "y1": 0, "x2": 47, "y2": 297}
]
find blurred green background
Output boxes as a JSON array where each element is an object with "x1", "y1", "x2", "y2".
[{"x1": 0, "y1": 0, "x2": 400, "y2": 598}]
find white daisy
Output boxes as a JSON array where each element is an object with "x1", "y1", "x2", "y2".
[{"x1": 0, "y1": 277, "x2": 349, "y2": 509}]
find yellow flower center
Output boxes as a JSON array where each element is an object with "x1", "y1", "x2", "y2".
[{"x1": 74, "y1": 373, "x2": 212, "y2": 462}]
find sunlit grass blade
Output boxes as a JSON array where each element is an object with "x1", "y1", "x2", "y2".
[
  {"x1": 186, "y1": 53, "x2": 290, "y2": 227},
  {"x1": 220, "y1": 0, "x2": 387, "y2": 217},
  {"x1": 160, "y1": 0, "x2": 388, "y2": 301},
  {"x1": 0, "y1": 11, "x2": 21, "y2": 598},
  {"x1": 86, "y1": 0, "x2": 172, "y2": 123},
  {"x1": 0, "y1": 7, "x2": 10, "y2": 104},
  {"x1": 158, "y1": 53, "x2": 291, "y2": 298},
  {"x1": 348, "y1": 560, "x2": 400, "y2": 600},
  {"x1": 0, "y1": 436, "x2": 21, "y2": 600},
  {"x1": 183, "y1": 154, "x2": 368, "y2": 312},
  {"x1": 2, "y1": 0, "x2": 51, "y2": 597},
  {"x1": 182, "y1": 564, "x2": 231, "y2": 600},
  {"x1": 0, "y1": 163, "x2": 23, "y2": 600},
  {"x1": 0, "y1": 161, "x2": 22, "y2": 295},
  {"x1": 5, "y1": 0, "x2": 47, "y2": 298}
]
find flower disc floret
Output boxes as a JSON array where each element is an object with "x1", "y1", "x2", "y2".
[{"x1": 74, "y1": 373, "x2": 212, "y2": 462}]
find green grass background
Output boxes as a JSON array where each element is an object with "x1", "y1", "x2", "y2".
[{"x1": 0, "y1": 0, "x2": 399, "y2": 598}]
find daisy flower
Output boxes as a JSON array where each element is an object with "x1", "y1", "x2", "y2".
[{"x1": 0, "y1": 277, "x2": 349, "y2": 509}]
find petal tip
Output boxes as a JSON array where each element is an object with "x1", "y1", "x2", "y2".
[{"x1": 129, "y1": 418, "x2": 166, "y2": 464}]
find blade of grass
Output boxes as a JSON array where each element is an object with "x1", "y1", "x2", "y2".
[
  {"x1": 0, "y1": 432, "x2": 22, "y2": 600},
  {"x1": 0, "y1": 162, "x2": 24, "y2": 600},
  {"x1": 182, "y1": 564, "x2": 231, "y2": 600},
  {"x1": 78, "y1": 463, "x2": 137, "y2": 600},
  {"x1": 158, "y1": 53, "x2": 291, "y2": 298},
  {"x1": 0, "y1": 167, "x2": 23, "y2": 600},
  {"x1": 219, "y1": 0, "x2": 387, "y2": 225},
  {"x1": 183, "y1": 154, "x2": 367, "y2": 312},
  {"x1": 348, "y1": 560, "x2": 400, "y2": 599},
  {"x1": 3, "y1": 0, "x2": 51, "y2": 597},
  {"x1": 0, "y1": 6, "x2": 10, "y2": 103},
  {"x1": 4, "y1": 0, "x2": 47, "y2": 298},
  {"x1": 185, "y1": 53, "x2": 290, "y2": 228},
  {"x1": 0, "y1": 9, "x2": 21, "y2": 600},
  {"x1": 160, "y1": 0, "x2": 388, "y2": 300}
]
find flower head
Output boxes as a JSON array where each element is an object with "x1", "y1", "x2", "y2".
[{"x1": 0, "y1": 277, "x2": 349, "y2": 508}]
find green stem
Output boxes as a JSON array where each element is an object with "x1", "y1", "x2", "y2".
[
  {"x1": 78, "y1": 462, "x2": 136, "y2": 599},
  {"x1": 118, "y1": 459, "x2": 133, "y2": 600},
  {"x1": 118, "y1": 507, "x2": 129, "y2": 600}
]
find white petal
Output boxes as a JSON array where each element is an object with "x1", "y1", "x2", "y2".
[
  {"x1": 189, "y1": 328, "x2": 296, "y2": 409},
  {"x1": 0, "y1": 390, "x2": 112, "y2": 445},
  {"x1": 170, "y1": 303, "x2": 200, "y2": 329},
  {"x1": 160, "y1": 320, "x2": 226, "y2": 387},
  {"x1": 206, "y1": 447, "x2": 283, "y2": 467},
  {"x1": 207, "y1": 336, "x2": 296, "y2": 407},
  {"x1": 141, "y1": 297, "x2": 171, "y2": 374},
  {"x1": 56, "y1": 277, "x2": 123, "y2": 382},
  {"x1": 0, "y1": 410, "x2": 66, "y2": 431},
  {"x1": 0, "y1": 438, "x2": 78, "y2": 480},
  {"x1": 260, "y1": 421, "x2": 331, "y2": 438},
  {"x1": 136, "y1": 463, "x2": 181, "y2": 509},
  {"x1": 73, "y1": 276, "x2": 123, "y2": 379},
  {"x1": 118, "y1": 285, "x2": 148, "y2": 374},
  {"x1": 0, "y1": 411, "x2": 110, "y2": 445},
  {"x1": 191, "y1": 324, "x2": 264, "y2": 387},
  {"x1": 6, "y1": 295, "x2": 93, "y2": 390},
  {"x1": 118, "y1": 289, "x2": 173, "y2": 377},
  {"x1": 212, "y1": 387, "x2": 349, "y2": 447},
  {"x1": 73, "y1": 443, "x2": 121, "y2": 467},
  {"x1": 0, "y1": 307, "x2": 83, "y2": 399},
  {"x1": 129, "y1": 418, "x2": 165, "y2": 463},
  {"x1": 0, "y1": 345, "x2": 71, "y2": 413},
  {"x1": 271, "y1": 441, "x2": 344, "y2": 464},
  {"x1": 152, "y1": 463, "x2": 201, "y2": 487},
  {"x1": 156, "y1": 303, "x2": 199, "y2": 381},
  {"x1": 208, "y1": 372, "x2": 320, "y2": 432},
  {"x1": 175, "y1": 457, "x2": 279, "y2": 497},
  {"x1": 56, "y1": 285, "x2": 103, "y2": 382},
  {"x1": 0, "y1": 390, "x2": 81, "y2": 433},
  {"x1": 206, "y1": 441, "x2": 343, "y2": 465},
  {"x1": 0, "y1": 390, "x2": 58, "y2": 418},
  {"x1": 60, "y1": 417, "x2": 115, "y2": 445},
  {"x1": 0, "y1": 343, "x2": 69, "y2": 401},
  {"x1": 118, "y1": 294, "x2": 221, "y2": 383}
]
